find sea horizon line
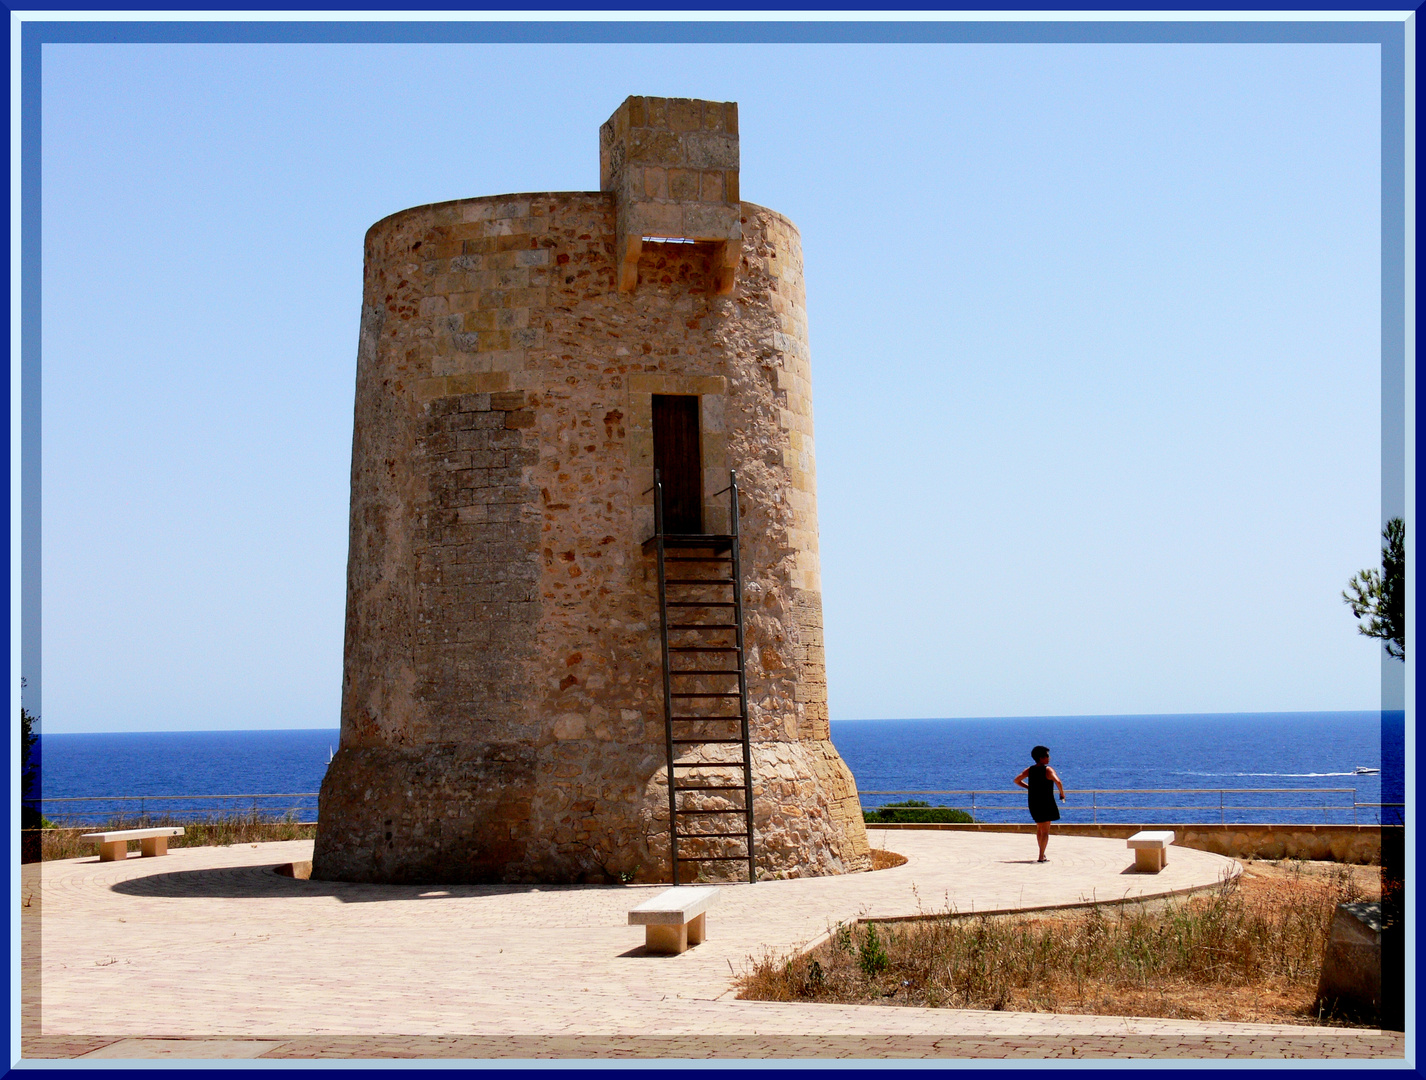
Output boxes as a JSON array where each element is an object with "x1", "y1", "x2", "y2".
[{"x1": 38, "y1": 707, "x2": 1398, "y2": 737}]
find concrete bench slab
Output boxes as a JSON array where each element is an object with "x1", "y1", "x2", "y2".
[
  {"x1": 80, "y1": 827, "x2": 184, "y2": 862},
  {"x1": 628, "y1": 886, "x2": 721, "y2": 955},
  {"x1": 1126, "y1": 829, "x2": 1175, "y2": 872}
]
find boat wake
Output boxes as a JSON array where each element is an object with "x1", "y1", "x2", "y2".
[{"x1": 1176, "y1": 771, "x2": 1361, "y2": 778}]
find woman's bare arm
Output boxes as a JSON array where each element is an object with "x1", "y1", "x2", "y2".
[
  {"x1": 1013, "y1": 766, "x2": 1031, "y2": 789},
  {"x1": 1046, "y1": 765, "x2": 1066, "y2": 799}
]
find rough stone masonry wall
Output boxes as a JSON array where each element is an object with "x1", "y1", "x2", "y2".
[{"x1": 314, "y1": 190, "x2": 870, "y2": 884}]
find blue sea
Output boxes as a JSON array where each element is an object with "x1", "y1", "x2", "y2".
[
  {"x1": 37, "y1": 729, "x2": 338, "y2": 826},
  {"x1": 36, "y1": 711, "x2": 1404, "y2": 828},
  {"x1": 834, "y1": 711, "x2": 1403, "y2": 827}
]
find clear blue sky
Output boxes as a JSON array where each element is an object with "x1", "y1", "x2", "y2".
[{"x1": 33, "y1": 37, "x2": 1390, "y2": 733}]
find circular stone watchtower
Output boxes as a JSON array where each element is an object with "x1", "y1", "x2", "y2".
[{"x1": 313, "y1": 96, "x2": 870, "y2": 884}]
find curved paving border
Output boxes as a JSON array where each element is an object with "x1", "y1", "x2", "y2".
[{"x1": 21, "y1": 832, "x2": 1402, "y2": 1060}]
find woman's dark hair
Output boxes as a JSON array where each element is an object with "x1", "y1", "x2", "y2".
[{"x1": 1031, "y1": 745, "x2": 1050, "y2": 762}]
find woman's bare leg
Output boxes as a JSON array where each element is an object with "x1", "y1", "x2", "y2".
[{"x1": 1036, "y1": 822, "x2": 1051, "y2": 861}]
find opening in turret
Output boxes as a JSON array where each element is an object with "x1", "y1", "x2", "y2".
[{"x1": 653, "y1": 394, "x2": 703, "y2": 534}]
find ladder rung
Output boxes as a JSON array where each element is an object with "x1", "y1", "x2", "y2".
[
  {"x1": 672, "y1": 738, "x2": 745, "y2": 745},
  {"x1": 668, "y1": 646, "x2": 740, "y2": 652},
  {"x1": 674, "y1": 808, "x2": 748, "y2": 816},
  {"x1": 669, "y1": 717, "x2": 743, "y2": 724},
  {"x1": 669, "y1": 624, "x2": 738, "y2": 630},
  {"x1": 669, "y1": 669, "x2": 738, "y2": 676},
  {"x1": 666, "y1": 601, "x2": 736, "y2": 608},
  {"x1": 674, "y1": 832, "x2": 751, "y2": 840},
  {"x1": 665, "y1": 579, "x2": 735, "y2": 585},
  {"x1": 675, "y1": 855, "x2": 751, "y2": 862},
  {"x1": 672, "y1": 761, "x2": 746, "y2": 768},
  {"x1": 672, "y1": 784, "x2": 746, "y2": 792},
  {"x1": 671, "y1": 692, "x2": 742, "y2": 698},
  {"x1": 664, "y1": 556, "x2": 733, "y2": 562}
]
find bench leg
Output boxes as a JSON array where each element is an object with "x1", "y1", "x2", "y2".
[
  {"x1": 645, "y1": 922, "x2": 689, "y2": 955},
  {"x1": 96, "y1": 840, "x2": 128, "y2": 862},
  {"x1": 140, "y1": 836, "x2": 169, "y2": 857},
  {"x1": 687, "y1": 912, "x2": 706, "y2": 946},
  {"x1": 1134, "y1": 847, "x2": 1165, "y2": 873}
]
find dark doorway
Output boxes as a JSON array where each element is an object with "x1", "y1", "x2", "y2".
[{"x1": 652, "y1": 395, "x2": 703, "y2": 534}]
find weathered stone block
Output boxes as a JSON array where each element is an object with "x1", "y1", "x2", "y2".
[
  {"x1": 681, "y1": 204, "x2": 740, "y2": 243},
  {"x1": 1315, "y1": 902, "x2": 1382, "y2": 1022}
]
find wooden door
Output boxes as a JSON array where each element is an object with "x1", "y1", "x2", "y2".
[{"x1": 652, "y1": 395, "x2": 702, "y2": 534}]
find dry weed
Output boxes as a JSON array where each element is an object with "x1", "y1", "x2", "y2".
[
  {"x1": 738, "y1": 859, "x2": 1378, "y2": 1027},
  {"x1": 37, "y1": 813, "x2": 317, "y2": 861}
]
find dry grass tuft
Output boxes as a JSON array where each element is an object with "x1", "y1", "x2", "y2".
[
  {"x1": 738, "y1": 859, "x2": 1380, "y2": 1027},
  {"x1": 37, "y1": 813, "x2": 317, "y2": 861}
]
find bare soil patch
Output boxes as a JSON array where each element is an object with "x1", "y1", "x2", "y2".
[
  {"x1": 869, "y1": 848, "x2": 908, "y2": 871},
  {"x1": 738, "y1": 859, "x2": 1381, "y2": 1028}
]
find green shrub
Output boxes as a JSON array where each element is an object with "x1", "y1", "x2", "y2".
[
  {"x1": 858, "y1": 923, "x2": 890, "y2": 977},
  {"x1": 865, "y1": 799, "x2": 975, "y2": 824}
]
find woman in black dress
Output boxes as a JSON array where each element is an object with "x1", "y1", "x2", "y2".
[{"x1": 1013, "y1": 745, "x2": 1066, "y2": 863}]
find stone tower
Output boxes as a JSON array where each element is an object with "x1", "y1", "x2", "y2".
[{"x1": 313, "y1": 96, "x2": 871, "y2": 884}]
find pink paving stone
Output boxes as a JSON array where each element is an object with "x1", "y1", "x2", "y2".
[{"x1": 20, "y1": 831, "x2": 1405, "y2": 1061}]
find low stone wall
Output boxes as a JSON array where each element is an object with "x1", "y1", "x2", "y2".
[{"x1": 864, "y1": 822, "x2": 1387, "y2": 864}]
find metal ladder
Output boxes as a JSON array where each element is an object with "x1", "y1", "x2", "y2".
[{"x1": 646, "y1": 470, "x2": 756, "y2": 884}]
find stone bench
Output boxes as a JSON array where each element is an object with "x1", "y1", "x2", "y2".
[
  {"x1": 628, "y1": 885, "x2": 720, "y2": 955},
  {"x1": 80, "y1": 827, "x2": 184, "y2": 862},
  {"x1": 1127, "y1": 829, "x2": 1175, "y2": 872}
]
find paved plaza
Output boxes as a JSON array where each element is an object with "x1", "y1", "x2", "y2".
[{"x1": 20, "y1": 830, "x2": 1405, "y2": 1061}]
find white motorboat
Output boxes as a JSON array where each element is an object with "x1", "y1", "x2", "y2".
[{"x1": 1354, "y1": 766, "x2": 1380, "y2": 775}]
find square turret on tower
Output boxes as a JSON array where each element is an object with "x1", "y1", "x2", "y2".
[{"x1": 600, "y1": 96, "x2": 741, "y2": 294}]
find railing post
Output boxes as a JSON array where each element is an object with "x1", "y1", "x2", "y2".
[
  {"x1": 1092, "y1": 790, "x2": 1097, "y2": 825},
  {"x1": 1220, "y1": 790, "x2": 1224, "y2": 825}
]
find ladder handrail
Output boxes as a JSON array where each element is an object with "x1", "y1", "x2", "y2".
[
  {"x1": 653, "y1": 471, "x2": 679, "y2": 882},
  {"x1": 729, "y1": 471, "x2": 757, "y2": 884}
]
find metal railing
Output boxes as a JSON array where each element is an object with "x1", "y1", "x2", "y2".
[
  {"x1": 860, "y1": 788, "x2": 1404, "y2": 826},
  {"x1": 34, "y1": 787, "x2": 1406, "y2": 829},
  {"x1": 35, "y1": 792, "x2": 320, "y2": 828}
]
